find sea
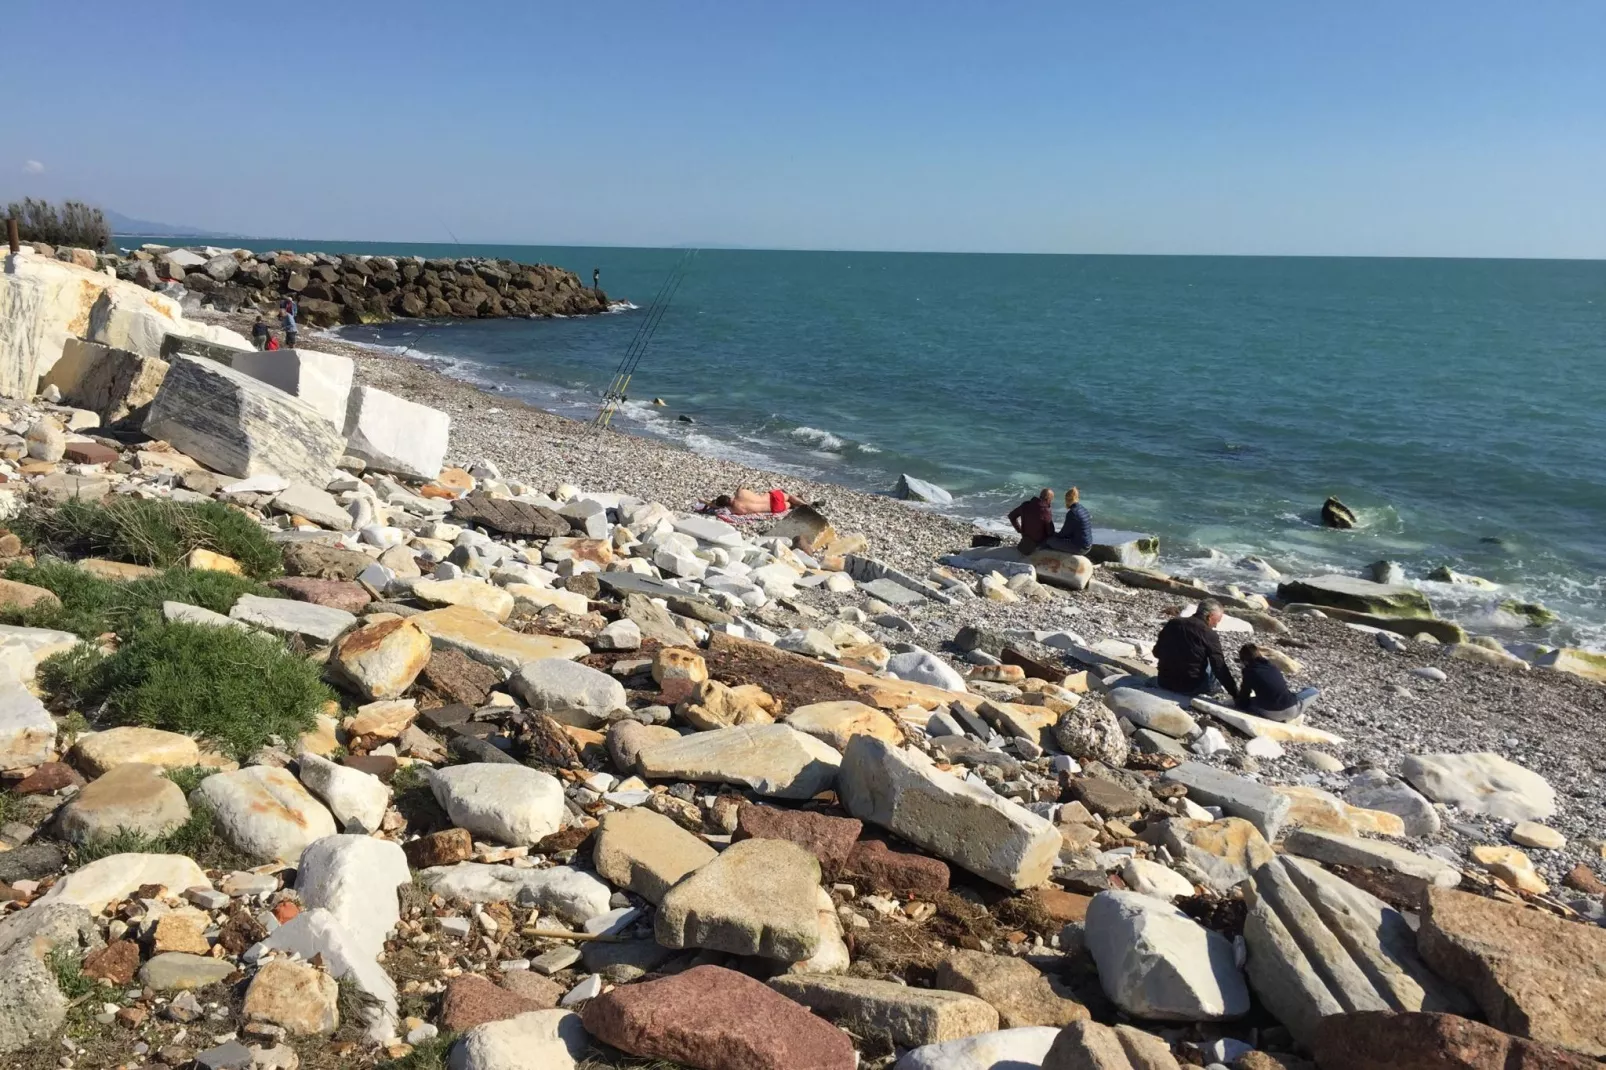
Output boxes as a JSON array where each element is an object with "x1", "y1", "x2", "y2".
[{"x1": 124, "y1": 238, "x2": 1606, "y2": 652}]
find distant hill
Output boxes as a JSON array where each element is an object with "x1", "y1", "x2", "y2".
[{"x1": 105, "y1": 209, "x2": 236, "y2": 239}]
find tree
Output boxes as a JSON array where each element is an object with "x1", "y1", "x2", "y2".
[{"x1": 5, "y1": 197, "x2": 111, "y2": 251}]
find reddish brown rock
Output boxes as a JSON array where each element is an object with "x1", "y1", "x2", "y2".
[
  {"x1": 12, "y1": 762, "x2": 83, "y2": 795},
  {"x1": 404, "y1": 828, "x2": 473, "y2": 869},
  {"x1": 842, "y1": 838, "x2": 951, "y2": 897},
  {"x1": 582, "y1": 964, "x2": 856, "y2": 1070},
  {"x1": 524, "y1": 712, "x2": 582, "y2": 769},
  {"x1": 65, "y1": 442, "x2": 121, "y2": 465},
  {"x1": 1312, "y1": 1011, "x2": 1599, "y2": 1070},
  {"x1": 1419, "y1": 887, "x2": 1606, "y2": 1057},
  {"x1": 1032, "y1": 888, "x2": 1093, "y2": 924},
  {"x1": 734, "y1": 804, "x2": 862, "y2": 876},
  {"x1": 419, "y1": 647, "x2": 500, "y2": 705},
  {"x1": 440, "y1": 973, "x2": 549, "y2": 1031},
  {"x1": 340, "y1": 754, "x2": 398, "y2": 782},
  {"x1": 216, "y1": 910, "x2": 268, "y2": 956},
  {"x1": 496, "y1": 970, "x2": 563, "y2": 1007},
  {"x1": 82, "y1": 940, "x2": 141, "y2": 985},
  {"x1": 267, "y1": 577, "x2": 371, "y2": 612},
  {"x1": 1562, "y1": 863, "x2": 1605, "y2": 896}
]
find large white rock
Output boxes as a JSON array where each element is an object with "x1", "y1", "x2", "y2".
[
  {"x1": 38, "y1": 853, "x2": 208, "y2": 914},
  {"x1": 1085, "y1": 890, "x2": 1249, "y2": 1021},
  {"x1": 144, "y1": 355, "x2": 347, "y2": 484},
  {"x1": 260, "y1": 907, "x2": 397, "y2": 1042},
  {"x1": 887, "y1": 650, "x2": 968, "y2": 692},
  {"x1": 193, "y1": 766, "x2": 338, "y2": 863},
  {"x1": 0, "y1": 624, "x2": 80, "y2": 686},
  {"x1": 295, "y1": 835, "x2": 411, "y2": 961},
  {"x1": 419, "y1": 862, "x2": 612, "y2": 925},
  {"x1": 0, "y1": 682, "x2": 55, "y2": 771},
  {"x1": 231, "y1": 349, "x2": 355, "y2": 428},
  {"x1": 447, "y1": 1010, "x2": 588, "y2": 1070},
  {"x1": 271, "y1": 482, "x2": 353, "y2": 531},
  {"x1": 511, "y1": 658, "x2": 628, "y2": 728},
  {"x1": 229, "y1": 593, "x2": 356, "y2": 643},
  {"x1": 634, "y1": 724, "x2": 842, "y2": 800},
  {"x1": 89, "y1": 284, "x2": 251, "y2": 358},
  {"x1": 296, "y1": 753, "x2": 391, "y2": 832},
  {"x1": 893, "y1": 1027, "x2": 1061, "y2": 1070},
  {"x1": 1400, "y1": 751, "x2": 1556, "y2": 822},
  {"x1": 39, "y1": 338, "x2": 170, "y2": 426},
  {"x1": 838, "y1": 735, "x2": 1059, "y2": 890},
  {"x1": 428, "y1": 764, "x2": 566, "y2": 845},
  {"x1": 343, "y1": 385, "x2": 450, "y2": 480}
]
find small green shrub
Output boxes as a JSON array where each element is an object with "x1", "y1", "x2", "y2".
[
  {"x1": 72, "y1": 801, "x2": 247, "y2": 870},
  {"x1": 13, "y1": 498, "x2": 283, "y2": 579},
  {"x1": 1, "y1": 558, "x2": 271, "y2": 640},
  {"x1": 381, "y1": 1031, "x2": 457, "y2": 1069},
  {"x1": 47, "y1": 946, "x2": 109, "y2": 1002},
  {"x1": 41, "y1": 622, "x2": 333, "y2": 760},
  {"x1": 163, "y1": 765, "x2": 213, "y2": 796}
]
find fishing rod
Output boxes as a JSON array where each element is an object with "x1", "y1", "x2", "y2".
[{"x1": 592, "y1": 249, "x2": 698, "y2": 430}]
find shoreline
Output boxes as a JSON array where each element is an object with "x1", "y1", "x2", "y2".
[{"x1": 194, "y1": 307, "x2": 1606, "y2": 878}]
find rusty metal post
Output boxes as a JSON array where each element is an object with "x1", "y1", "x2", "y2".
[{"x1": 6, "y1": 216, "x2": 17, "y2": 255}]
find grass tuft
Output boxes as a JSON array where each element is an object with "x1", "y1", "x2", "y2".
[
  {"x1": 47, "y1": 946, "x2": 109, "y2": 1002},
  {"x1": 12, "y1": 497, "x2": 283, "y2": 578},
  {"x1": 72, "y1": 801, "x2": 248, "y2": 871},
  {"x1": 1, "y1": 557, "x2": 272, "y2": 640},
  {"x1": 380, "y1": 1031, "x2": 457, "y2": 1070},
  {"x1": 41, "y1": 621, "x2": 333, "y2": 761}
]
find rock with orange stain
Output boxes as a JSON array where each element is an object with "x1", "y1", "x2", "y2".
[
  {"x1": 192, "y1": 766, "x2": 337, "y2": 864},
  {"x1": 330, "y1": 617, "x2": 432, "y2": 700}
]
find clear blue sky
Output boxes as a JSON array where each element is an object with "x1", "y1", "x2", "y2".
[{"x1": 7, "y1": 1, "x2": 1604, "y2": 257}]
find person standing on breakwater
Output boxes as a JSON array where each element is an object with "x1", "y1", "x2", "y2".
[
  {"x1": 1154, "y1": 598, "x2": 1239, "y2": 696},
  {"x1": 592, "y1": 267, "x2": 601, "y2": 294},
  {"x1": 1043, "y1": 485, "x2": 1093, "y2": 554},
  {"x1": 1235, "y1": 643, "x2": 1320, "y2": 721},
  {"x1": 1007, "y1": 488, "x2": 1055, "y2": 554},
  {"x1": 251, "y1": 315, "x2": 270, "y2": 350},
  {"x1": 280, "y1": 295, "x2": 299, "y2": 349}
]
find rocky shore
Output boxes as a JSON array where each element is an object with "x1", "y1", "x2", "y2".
[{"x1": 0, "y1": 246, "x2": 1602, "y2": 1070}]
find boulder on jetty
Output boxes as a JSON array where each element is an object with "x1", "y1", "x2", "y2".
[
  {"x1": 1321, "y1": 496, "x2": 1358, "y2": 528},
  {"x1": 1276, "y1": 574, "x2": 1433, "y2": 619}
]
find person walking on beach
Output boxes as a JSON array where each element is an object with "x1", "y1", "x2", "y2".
[
  {"x1": 1007, "y1": 488, "x2": 1055, "y2": 554},
  {"x1": 251, "y1": 315, "x2": 270, "y2": 350},
  {"x1": 280, "y1": 295, "x2": 299, "y2": 349},
  {"x1": 1043, "y1": 485, "x2": 1093, "y2": 554},
  {"x1": 1154, "y1": 598, "x2": 1238, "y2": 696},
  {"x1": 1235, "y1": 643, "x2": 1319, "y2": 721}
]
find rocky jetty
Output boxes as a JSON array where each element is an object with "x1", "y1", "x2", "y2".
[{"x1": 0, "y1": 246, "x2": 1601, "y2": 1070}]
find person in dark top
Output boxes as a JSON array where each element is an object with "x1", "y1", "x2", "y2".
[
  {"x1": 1045, "y1": 485, "x2": 1093, "y2": 554},
  {"x1": 1154, "y1": 598, "x2": 1238, "y2": 696},
  {"x1": 1235, "y1": 643, "x2": 1320, "y2": 722},
  {"x1": 1007, "y1": 488, "x2": 1055, "y2": 553},
  {"x1": 250, "y1": 316, "x2": 269, "y2": 350}
]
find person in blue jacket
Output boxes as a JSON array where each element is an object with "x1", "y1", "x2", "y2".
[
  {"x1": 1236, "y1": 643, "x2": 1320, "y2": 721},
  {"x1": 1048, "y1": 485, "x2": 1093, "y2": 554}
]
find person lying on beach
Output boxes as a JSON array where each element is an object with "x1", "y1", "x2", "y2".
[
  {"x1": 1235, "y1": 643, "x2": 1320, "y2": 721},
  {"x1": 1007, "y1": 488, "x2": 1055, "y2": 553},
  {"x1": 1154, "y1": 598, "x2": 1239, "y2": 696},
  {"x1": 711, "y1": 487, "x2": 796, "y2": 516},
  {"x1": 1042, "y1": 485, "x2": 1092, "y2": 554}
]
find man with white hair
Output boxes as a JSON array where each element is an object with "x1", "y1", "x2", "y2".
[{"x1": 1154, "y1": 598, "x2": 1238, "y2": 696}]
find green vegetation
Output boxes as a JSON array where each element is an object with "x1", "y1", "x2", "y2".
[
  {"x1": 41, "y1": 621, "x2": 333, "y2": 761},
  {"x1": 72, "y1": 800, "x2": 247, "y2": 871},
  {"x1": 13, "y1": 498, "x2": 283, "y2": 579},
  {"x1": 47, "y1": 946, "x2": 111, "y2": 1003},
  {"x1": 1, "y1": 558, "x2": 271, "y2": 640},
  {"x1": 380, "y1": 1031, "x2": 457, "y2": 1070},
  {"x1": 5, "y1": 198, "x2": 110, "y2": 251},
  {"x1": 163, "y1": 764, "x2": 214, "y2": 796}
]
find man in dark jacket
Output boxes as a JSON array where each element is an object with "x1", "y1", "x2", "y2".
[
  {"x1": 1046, "y1": 485, "x2": 1093, "y2": 554},
  {"x1": 1007, "y1": 488, "x2": 1054, "y2": 554},
  {"x1": 1235, "y1": 644, "x2": 1320, "y2": 721},
  {"x1": 1154, "y1": 599, "x2": 1238, "y2": 696}
]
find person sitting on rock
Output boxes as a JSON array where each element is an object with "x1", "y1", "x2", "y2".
[
  {"x1": 712, "y1": 487, "x2": 795, "y2": 516},
  {"x1": 1043, "y1": 485, "x2": 1092, "y2": 554},
  {"x1": 1235, "y1": 643, "x2": 1320, "y2": 721},
  {"x1": 1007, "y1": 488, "x2": 1054, "y2": 554},
  {"x1": 1154, "y1": 598, "x2": 1238, "y2": 696}
]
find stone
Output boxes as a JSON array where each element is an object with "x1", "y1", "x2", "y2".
[
  {"x1": 839, "y1": 735, "x2": 1058, "y2": 890},
  {"x1": 734, "y1": 803, "x2": 863, "y2": 876},
  {"x1": 421, "y1": 863, "x2": 611, "y2": 925},
  {"x1": 450, "y1": 494, "x2": 570, "y2": 538},
  {"x1": 771, "y1": 973, "x2": 999, "y2": 1048},
  {"x1": 281, "y1": 541, "x2": 379, "y2": 581},
  {"x1": 1470, "y1": 845, "x2": 1548, "y2": 895},
  {"x1": 844, "y1": 838, "x2": 952, "y2": 896},
  {"x1": 1242, "y1": 854, "x2": 1473, "y2": 1046},
  {"x1": 0, "y1": 683, "x2": 55, "y2": 771},
  {"x1": 23, "y1": 417, "x2": 65, "y2": 461},
  {"x1": 1276, "y1": 785, "x2": 1358, "y2": 836},
  {"x1": 896, "y1": 474, "x2": 954, "y2": 504},
  {"x1": 269, "y1": 483, "x2": 352, "y2": 533},
  {"x1": 583, "y1": 965, "x2": 856, "y2": 1070},
  {"x1": 1054, "y1": 701, "x2": 1129, "y2": 766},
  {"x1": 297, "y1": 749, "x2": 391, "y2": 831},
  {"x1": 1042, "y1": 1021, "x2": 1183, "y2": 1070},
  {"x1": 144, "y1": 356, "x2": 346, "y2": 484},
  {"x1": 36, "y1": 852, "x2": 207, "y2": 913},
  {"x1": 55, "y1": 762, "x2": 190, "y2": 844},
  {"x1": 497, "y1": 971, "x2": 564, "y2": 1007},
  {"x1": 1161, "y1": 762, "x2": 1291, "y2": 840},
  {"x1": 679, "y1": 678, "x2": 778, "y2": 730},
  {"x1": 0, "y1": 842, "x2": 65, "y2": 884},
  {"x1": 1419, "y1": 887, "x2": 1606, "y2": 1056},
  {"x1": 1157, "y1": 818, "x2": 1274, "y2": 894},
  {"x1": 39, "y1": 338, "x2": 169, "y2": 426},
  {"x1": 0, "y1": 909, "x2": 92, "y2": 1053},
  {"x1": 404, "y1": 827, "x2": 474, "y2": 868},
  {"x1": 449, "y1": 1008, "x2": 589, "y2": 1070},
  {"x1": 635, "y1": 723, "x2": 841, "y2": 800},
  {"x1": 0, "y1": 623, "x2": 79, "y2": 687},
  {"x1": 510, "y1": 658, "x2": 627, "y2": 728},
  {"x1": 1283, "y1": 828, "x2": 1461, "y2": 887},
  {"x1": 329, "y1": 617, "x2": 432, "y2": 701},
  {"x1": 894, "y1": 1027, "x2": 1063, "y2": 1070},
  {"x1": 346, "y1": 699, "x2": 418, "y2": 739},
  {"x1": 243, "y1": 959, "x2": 339, "y2": 1035},
  {"x1": 656, "y1": 838, "x2": 823, "y2": 961},
  {"x1": 507, "y1": 583, "x2": 589, "y2": 615},
  {"x1": 1070, "y1": 777, "x2": 1147, "y2": 817},
  {"x1": 1343, "y1": 770, "x2": 1441, "y2": 837},
  {"x1": 193, "y1": 766, "x2": 338, "y2": 863},
  {"x1": 592, "y1": 808, "x2": 717, "y2": 903},
  {"x1": 441, "y1": 973, "x2": 552, "y2": 1032},
  {"x1": 267, "y1": 576, "x2": 371, "y2": 612},
  {"x1": 935, "y1": 949, "x2": 1089, "y2": 1028},
  {"x1": 594, "y1": 618, "x2": 641, "y2": 651},
  {"x1": 343, "y1": 385, "x2": 449, "y2": 480},
  {"x1": 1400, "y1": 752, "x2": 1556, "y2": 822},
  {"x1": 1123, "y1": 858, "x2": 1196, "y2": 900},
  {"x1": 421, "y1": 648, "x2": 501, "y2": 705},
  {"x1": 785, "y1": 699, "x2": 904, "y2": 750},
  {"x1": 1276, "y1": 575, "x2": 1434, "y2": 619},
  {"x1": 412, "y1": 577, "x2": 514, "y2": 620},
  {"x1": 888, "y1": 650, "x2": 969, "y2": 692},
  {"x1": 11, "y1": 760, "x2": 79, "y2": 795},
  {"x1": 0, "y1": 578, "x2": 59, "y2": 611},
  {"x1": 412, "y1": 604, "x2": 589, "y2": 673},
  {"x1": 82, "y1": 939, "x2": 141, "y2": 985},
  {"x1": 1084, "y1": 890, "x2": 1250, "y2": 1021},
  {"x1": 229, "y1": 593, "x2": 356, "y2": 644},
  {"x1": 1511, "y1": 822, "x2": 1566, "y2": 850},
  {"x1": 1312, "y1": 1010, "x2": 1599, "y2": 1070},
  {"x1": 429, "y1": 764, "x2": 565, "y2": 845},
  {"x1": 258, "y1": 908, "x2": 397, "y2": 1040},
  {"x1": 139, "y1": 951, "x2": 235, "y2": 991},
  {"x1": 150, "y1": 909, "x2": 211, "y2": 953},
  {"x1": 231, "y1": 349, "x2": 355, "y2": 427},
  {"x1": 1191, "y1": 699, "x2": 1346, "y2": 745},
  {"x1": 1107, "y1": 688, "x2": 1198, "y2": 738}
]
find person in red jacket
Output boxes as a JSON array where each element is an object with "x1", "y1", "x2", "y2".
[{"x1": 1007, "y1": 488, "x2": 1055, "y2": 553}]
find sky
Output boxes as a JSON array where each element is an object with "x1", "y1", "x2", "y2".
[{"x1": 6, "y1": 1, "x2": 1605, "y2": 257}]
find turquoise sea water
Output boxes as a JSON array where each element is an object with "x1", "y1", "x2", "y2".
[{"x1": 126, "y1": 238, "x2": 1606, "y2": 650}]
